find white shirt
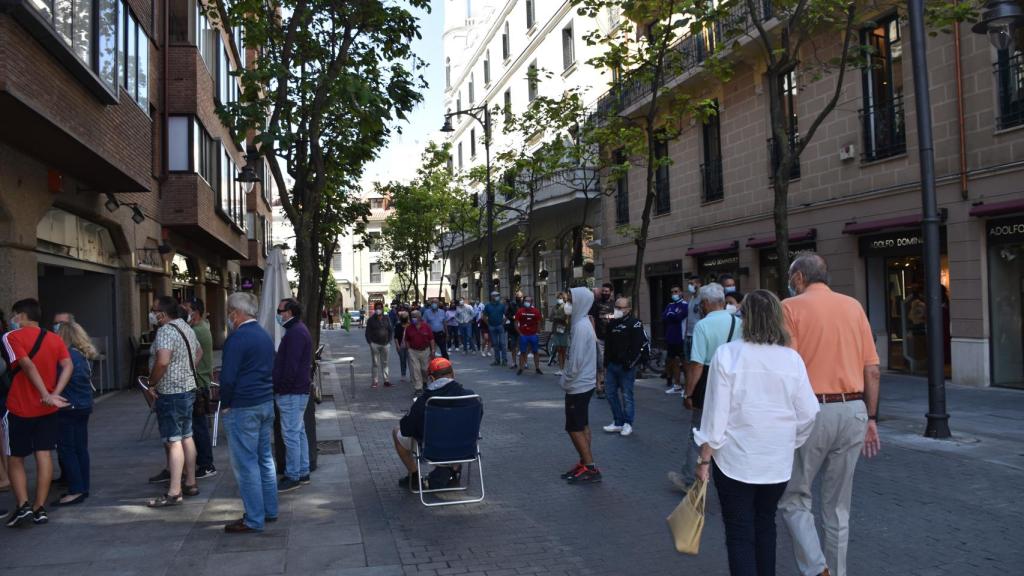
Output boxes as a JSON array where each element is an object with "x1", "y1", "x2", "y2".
[{"x1": 694, "y1": 339, "x2": 820, "y2": 484}]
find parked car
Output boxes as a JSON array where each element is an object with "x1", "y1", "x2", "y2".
[{"x1": 348, "y1": 309, "x2": 363, "y2": 327}]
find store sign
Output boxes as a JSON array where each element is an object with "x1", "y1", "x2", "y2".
[
  {"x1": 645, "y1": 259, "x2": 682, "y2": 276},
  {"x1": 761, "y1": 243, "x2": 817, "y2": 264},
  {"x1": 859, "y1": 228, "x2": 946, "y2": 256},
  {"x1": 987, "y1": 218, "x2": 1024, "y2": 245},
  {"x1": 699, "y1": 254, "x2": 739, "y2": 269}
]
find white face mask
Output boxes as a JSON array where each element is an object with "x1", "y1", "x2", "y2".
[
  {"x1": 148, "y1": 312, "x2": 159, "y2": 326},
  {"x1": 725, "y1": 304, "x2": 738, "y2": 314},
  {"x1": 524, "y1": 301, "x2": 532, "y2": 308},
  {"x1": 557, "y1": 299, "x2": 564, "y2": 305},
  {"x1": 612, "y1": 309, "x2": 625, "y2": 319},
  {"x1": 563, "y1": 303, "x2": 572, "y2": 315}
]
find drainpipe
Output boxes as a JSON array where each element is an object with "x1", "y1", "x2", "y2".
[
  {"x1": 161, "y1": 0, "x2": 169, "y2": 188},
  {"x1": 954, "y1": 1, "x2": 969, "y2": 200}
]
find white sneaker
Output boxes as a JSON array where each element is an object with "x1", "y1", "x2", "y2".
[
  {"x1": 665, "y1": 386, "x2": 683, "y2": 395},
  {"x1": 620, "y1": 423, "x2": 633, "y2": 436},
  {"x1": 555, "y1": 370, "x2": 563, "y2": 376},
  {"x1": 602, "y1": 423, "x2": 623, "y2": 433}
]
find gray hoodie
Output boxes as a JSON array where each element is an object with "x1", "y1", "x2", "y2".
[{"x1": 560, "y1": 287, "x2": 597, "y2": 394}]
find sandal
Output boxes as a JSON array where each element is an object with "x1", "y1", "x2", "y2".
[
  {"x1": 182, "y1": 485, "x2": 200, "y2": 497},
  {"x1": 147, "y1": 493, "x2": 183, "y2": 508}
]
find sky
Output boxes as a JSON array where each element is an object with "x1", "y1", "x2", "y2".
[{"x1": 360, "y1": 0, "x2": 446, "y2": 190}]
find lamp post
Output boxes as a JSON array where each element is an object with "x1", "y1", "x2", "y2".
[
  {"x1": 906, "y1": 0, "x2": 951, "y2": 438},
  {"x1": 442, "y1": 104, "x2": 493, "y2": 298},
  {"x1": 972, "y1": 0, "x2": 1024, "y2": 52}
]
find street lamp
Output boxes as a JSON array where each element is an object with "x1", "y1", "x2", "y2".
[
  {"x1": 908, "y1": 0, "x2": 951, "y2": 438},
  {"x1": 972, "y1": 0, "x2": 1024, "y2": 52},
  {"x1": 236, "y1": 153, "x2": 260, "y2": 194},
  {"x1": 442, "y1": 104, "x2": 494, "y2": 296}
]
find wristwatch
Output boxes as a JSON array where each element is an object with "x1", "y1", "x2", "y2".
[{"x1": 868, "y1": 414, "x2": 878, "y2": 421}]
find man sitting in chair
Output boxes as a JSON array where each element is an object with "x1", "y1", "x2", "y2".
[{"x1": 393, "y1": 357, "x2": 475, "y2": 490}]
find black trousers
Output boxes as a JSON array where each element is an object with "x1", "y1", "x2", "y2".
[
  {"x1": 713, "y1": 462, "x2": 788, "y2": 576},
  {"x1": 432, "y1": 331, "x2": 448, "y2": 358},
  {"x1": 193, "y1": 406, "x2": 214, "y2": 470}
]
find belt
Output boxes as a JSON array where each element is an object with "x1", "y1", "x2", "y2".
[{"x1": 816, "y1": 392, "x2": 864, "y2": 404}]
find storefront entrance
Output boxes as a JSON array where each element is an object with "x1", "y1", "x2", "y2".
[
  {"x1": 987, "y1": 217, "x2": 1024, "y2": 388},
  {"x1": 646, "y1": 260, "x2": 683, "y2": 346},
  {"x1": 697, "y1": 252, "x2": 740, "y2": 290},
  {"x1": 861, "y1": 229, "x2": 950, "y2": 377}
]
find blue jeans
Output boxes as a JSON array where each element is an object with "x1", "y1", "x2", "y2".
[
  {"x1": 227, "y1": 401, "x2": 278, "y2": 530},
  {"x1": 488, "y1": 326, "x2": 507, "y2": 364},
  {"x1": 604, "y1": 363, "x2": 636, "y2": 426},
  {"x1": 57, "y1": 409, "x2": 90, "y2": 495},
  {"x1": 397, "y1": 345, "x2": 409, "y2": 377},
  {"x1": 459, "y1": 323, "x2": 476, "y2": 351},
  {"x1": 275, "y1": 394, "x2": 310, "y2": 481}
]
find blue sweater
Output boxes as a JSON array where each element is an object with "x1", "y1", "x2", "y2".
[
  {"x1": 273, "y1": 318, "x2": 312, "y2": 394},
  {"x1": 62, "y1": 348, "x2": 94, "y2": 411},
  {"x1": 220, "y1": 320, "x2": 275, "y2": 408}
]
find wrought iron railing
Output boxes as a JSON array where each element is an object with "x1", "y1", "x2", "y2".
[
  {"x1": 859, "y1": 95, "x2": 906, "y2": 162},
  {"x1": 700, "y1": 159, "x2": 724, "y2": 203}
]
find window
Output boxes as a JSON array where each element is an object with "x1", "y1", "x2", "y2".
[
  {"x1": 614, "y1": 149, "x2": 629, "y2": 224},
  {"x1": 701, "y1": 103, "x2": 724, "y2": 202},
  {"x1": 526, "y1": 0, "x2": 535, "y2": 29},
  {"x1": 503, "y1": 89, "x2": 513, "y2": 125},
  {"x1": 469, "y1": 73, "x2": 475, "y2": 104},
  {"x1": 332, "y1": 252, "x2": 343, "y2": 272},
  {"x1": 196, "y1": 2, "x2": 217, "y2": 74},
  {"x1": 562, "y1": 22, "x2": 575, "y2": 70},
  {"x1": 769, "y1": 70, "x2": 801, "y2": 180},
  {"x1": 30, "y1": 0, "x2": 119, "y2": 93},
  {"x1": 654, "y1": 138, "x2": 670, "y2": 215},
  {"x1": 118, "y1": 2, "x2": 149, "y2": 111},
  {"x1": 484, "y1": 50, "x2": 491, "y2": 84},
  {"x1": 528, "y1": 60, "x2": 538, "y2": 101},
  {"x1": 430, "y1": 260, "x2": 443, "y2": 282},
  {"x1": 860, "y1": 14, "x2": 905, "y2": 161},
  {"x1": 246, "y1": 213, "x2": 256, "y2": 240},
  {"x1": 995, "y1": 48, "x2": 1024, "y2": 129},
  {"x1": 458, "y1": 142, "x2": 464, "y2": 170},
  {"x1": 369, "y1": 198, "x2": 385, "y2": 210},
  {"x1": 168, "y1": 116, "x2": 191, "y2": 171},
  {"x1": 457, "y1": 91, "x2": 462, "y2": 112},
  {"x1": 502, "y1": 21, "x2": 510, "y2": 60},
  {"x1": 446, "y1": 56, "x2": 451, "y2": 89},
  {"x1": 196, "y1": 120, "x2": 219, "y2": 187},
  {"x1": 260, "y1": 215, "x2": 270, "y2": 257},
  {"x1": 470, "y1": 129, "x2": 477, "y2": 157},
  {"x1": 370, "y1": 263, "x2": 382, "y2": 284}
]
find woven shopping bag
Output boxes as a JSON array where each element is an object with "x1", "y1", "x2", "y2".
[{"x1": 666, "y1": 478, "x2": 707, "y2": 555}]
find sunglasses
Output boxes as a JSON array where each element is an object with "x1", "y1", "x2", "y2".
[{"x1": 276, "y1": 309, "x2": 288, "y2": 314}]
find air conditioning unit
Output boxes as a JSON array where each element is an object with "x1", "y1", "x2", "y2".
[{"x1": 839, "y1": 144, "x2": 857, "y2": 161}]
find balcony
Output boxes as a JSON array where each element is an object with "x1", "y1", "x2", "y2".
[
  {"x1": 859, "y1": 95, "x2": 906, "y2": 162},
  {"x1": 995, "y1": 50, "x2": 1024, "y2": 130},
  {"x1": 768, "y1": 134, "x2": 801, "y2": 181},
  {"x1": 700, "y1": 159, "x2": 724, "y2": 202},
  {"x1": 593, "y1": 0, "x2": 776, "y2": 120}
]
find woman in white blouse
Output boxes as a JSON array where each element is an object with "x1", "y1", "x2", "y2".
[{"x1": 694, "y1": 289, "x2": 819, "y2": 576}]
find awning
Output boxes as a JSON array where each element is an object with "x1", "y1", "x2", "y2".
[
  {"x1": 842, "y1": 214, "x2": 922, "y2": 235},
  {"x1": 746, "y1": 228, "x2": 817, "y2": 248},
  {"x1": 969, "y1": 199, "x2": 1024, "y2": 218},
  {"x1": 685, "y1": 240, "x2": 738, "y2": 257}
]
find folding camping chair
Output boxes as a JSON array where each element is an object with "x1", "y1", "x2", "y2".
[
  {"x1": 410, "y1": 394, "x2": 484, "y2": 507},
  {"x1": 137, "y1": 377, "x2": 157, "y2": 440}
]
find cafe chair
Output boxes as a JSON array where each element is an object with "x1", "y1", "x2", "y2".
[
  {"x1": 411, "y1": 394, "x2": 484, "y2": 507},
  {"x1": 138, "y1": 377, "x2": 157, "y2": 441}
]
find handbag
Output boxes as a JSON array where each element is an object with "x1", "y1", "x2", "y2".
[{"x1": 666, "y1": 477, "x2": 707, "y2": 555}]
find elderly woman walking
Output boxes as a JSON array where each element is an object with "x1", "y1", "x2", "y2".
[{"x1": 694, "y1": 289, "x2": 820, "y2": 576}]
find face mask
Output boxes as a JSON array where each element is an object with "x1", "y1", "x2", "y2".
[
  {"x1": 687, "y1": 284, "x2": 696, "y2": 294},
  {"x1": 275, "y1": 314, "x2": 285, "y2": 327},
  {"x1": 148, "y1": 312, "x2": 159, "y2": 326},
  {"x1": 563, "y1": 303, "x2": 572, "y2": 315},
  {"x1": 53, "y1": 323, "x2": 62, "y2": 333},
  {"x1": 492, "y1": 295, "x2": 499, "y2": 301},
  {"x1": 227, "y1": 317, "x2": 235, "y2": 331},
  {"x1": 671, "y1": 294, "x2": 681, "y2": 302},
  {"x1": 613, "y1": 309, "x2": 625, "y2": 319},
  {"x1": 431, "y1": 304, "x2": 438, "y2": 310},
  {"x1": 557, "y1": 299, "x2": 564, "y2": 305},
  {"x1": 788, "y1": 278, "x2": 798, "y2": 297},
  {"x1": 9, "y1": 317, "x2": 20, "y2": 331},
  {"x1": 725, "y1": 304, "x2": 738, "y2": 314},
  {"x1": 375, "y1": 309, "x2": 382, "y2": 315},
  {"x1": 524, "y1": 301, "x2": 532, "y2": 308},
  {"x1": 724, "y1": 286, "x2": 736, "y2": 294}
]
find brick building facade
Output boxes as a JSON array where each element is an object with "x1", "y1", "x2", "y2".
[
  {"x1": 597, "y1": 6, "x2": 1024, "y2": 389},
  {"x1": 0, "y1": 0, "x2": 271, "y2": 388}
]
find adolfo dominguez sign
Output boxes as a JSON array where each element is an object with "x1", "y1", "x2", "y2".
[
  {"x1": 858, "y1": 227, "x2": 946, "y2": 256},
  {"x1": 987, "y1": 217, "x2": 1024, "y2": 244}
]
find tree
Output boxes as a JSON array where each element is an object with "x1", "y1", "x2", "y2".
[
  {"x1": 575, "y1": 0, "x2": 719, "y2": 307},
  {"x1": 217, "y1": 0, "x2": 428, "y2": 344}
]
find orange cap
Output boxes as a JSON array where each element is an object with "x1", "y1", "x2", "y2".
[{"x1": 428, "y1": 357, "x2": 453, "y2": 374}]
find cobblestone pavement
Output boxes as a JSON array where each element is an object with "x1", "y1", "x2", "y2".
[
  {"x1": 2, "y1": 327, "x2": 1020, "y2": 576},
  {"x1": 323, "y1": 328, "x2": 1024, "y2": 576}
]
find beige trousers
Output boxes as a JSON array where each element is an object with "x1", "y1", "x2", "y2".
[{"x1": 407, "y1": 347, "x2": 431, "y2": 391}]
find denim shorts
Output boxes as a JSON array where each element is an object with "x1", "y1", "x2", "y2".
[
  {"x1": 156, "y1": 391, "x2": 195, "y2": 443},
  {"x1": 519, "y1": 334, "x2": 539, "y2": 354}
]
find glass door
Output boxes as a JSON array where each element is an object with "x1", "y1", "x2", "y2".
[{"x1": 884, "y1": 255, "x2": 950, "y2": 376}]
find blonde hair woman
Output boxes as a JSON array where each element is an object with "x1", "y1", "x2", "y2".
[{"x1": 53, "y1": 320, "x2": 98, "y2": 506}]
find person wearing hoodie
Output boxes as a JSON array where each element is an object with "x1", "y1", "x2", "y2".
[
  {"x1": 392, "y1": 358, "x2": 477, "y2": 489},
  {"x1": 559, "y1": 287, "x2": 601, "y2": 484}
]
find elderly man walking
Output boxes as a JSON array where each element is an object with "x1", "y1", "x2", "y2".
[
  {"x1": 668, "y1": 283, "x2": 740, "y2": 493},
  {"x1": 365, "y1": 302, "x2": 393, "y2": 389},
  {"x1": 404, "y1": 309, "x2": 435, "y2": 394},
  {"x1": 220, "y1": 293, "x2": 278, "y2": 533},
  {"x1": 778, "y1": 254, "x2": 881, "y2": 576},
  {"x1": 273, "y1": 298, "x2": 313, "y2": 493}
]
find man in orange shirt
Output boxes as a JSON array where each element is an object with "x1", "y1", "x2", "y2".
[{"x1": 778, "y1": 254, "x2": 881, "y2": 576}]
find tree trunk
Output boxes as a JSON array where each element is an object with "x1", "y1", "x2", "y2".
[
  {"x1": 631, "y1": 122, "x2": 658, "y2": 313},
  {"x1": 772, "y1": 177, "x2": 791, "y2": 297},
  {"x1": 294, "y1": 231, "x2": 322, "y2": 348}
]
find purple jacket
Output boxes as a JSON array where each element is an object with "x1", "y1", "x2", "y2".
[{"x1": 273, "y1": 318, "x2": 312, "y2": 395}]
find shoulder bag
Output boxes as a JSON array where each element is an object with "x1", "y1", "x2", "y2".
[
  {"x1": 691, "y1": 315, "x2": 737, "y2": 410},
  {"x1": 168, "y1": 322, "x2": 207, "y2": 415},
  {"x1": 1, "y1": 327, "x2": 49, "y2": 396}
]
